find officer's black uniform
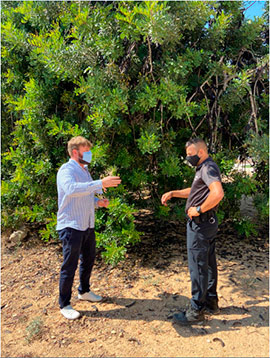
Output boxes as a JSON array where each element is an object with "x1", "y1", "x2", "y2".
[{"x1": 185, "y1": 157, "x2": 221, "y2": 312}]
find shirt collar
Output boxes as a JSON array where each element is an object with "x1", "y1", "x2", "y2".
[
  {"x1": 196, "y1": 156, "x2": 211, "y2": 171},
  {"x1": 69, "y1": 158, "x2": 88, "y2": 171}
]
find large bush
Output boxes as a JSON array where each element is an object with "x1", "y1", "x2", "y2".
[{"x1": 1, "y1": 1, "x2": 269, "y2": 264}]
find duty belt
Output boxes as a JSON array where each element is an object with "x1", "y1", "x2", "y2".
[{"x1": 192, "y1": 210, "x2": 216, "y2": 224}]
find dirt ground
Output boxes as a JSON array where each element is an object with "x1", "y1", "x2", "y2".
[{"x1": 1, "y1": 212, "x2": 269, "y2": 358}]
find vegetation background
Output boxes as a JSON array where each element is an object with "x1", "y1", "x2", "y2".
[{"x1": 1, "y1": 0, "x2": 269, "y2": 265}]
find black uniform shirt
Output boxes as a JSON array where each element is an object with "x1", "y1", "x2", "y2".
[{"x1": 185, "y1": 157, "x2": 221, "y2": 213}]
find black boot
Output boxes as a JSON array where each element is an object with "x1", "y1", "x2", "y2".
[
  {"x1": 205, "y1": 297, "x2": 220, "y2": 314},
  {"x1": 173, "y1": 306, "x2": 205, "y2": 325}
]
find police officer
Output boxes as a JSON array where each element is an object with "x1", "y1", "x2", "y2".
[{"x1": 161, "y1": 138, "x2": 224, "y2": 324}]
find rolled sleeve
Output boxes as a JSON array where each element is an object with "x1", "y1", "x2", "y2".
[{"x1": 57, "y1": 168, "x2": 102, "y2": 198}]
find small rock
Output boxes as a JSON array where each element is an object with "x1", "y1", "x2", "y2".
[
  {"x1": 128, "y1": 337, "x2": 141, "y2": 345},
  {"x1": 125, "y1": 284, "x2": 133, "y2": 289},
  {"x1": 89, "y1": 338, "x2": 97, "y2": 343},
  {"x1": 125, "y1": 301, "x2": 136, "y2": 308},
  {"x1": 9, "y1": 230, "x2": 28, "y2": 242},
  {"x1": 213, "y1": 337, "x2": 225, "y2": 347},
  {"x1": 232, "y1": 321, "x2": 242, "y2": 327},
  {"x1": 111, "y1": 330, "x2": 116, "y2": 334},
  {"x1": 22, "y1": 304, "x2": 33, "y2": 310}
]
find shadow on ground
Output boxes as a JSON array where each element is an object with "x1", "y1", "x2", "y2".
[{"x1": 78, "y1": 293, "x2": 269, "y2": 337}]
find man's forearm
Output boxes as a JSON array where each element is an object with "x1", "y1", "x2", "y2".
[
  {"x1": 170, "y1": 188, "x2": 191, "y2": 199},
  {"x1": 200, "y1": 181, "x2": 224, "y2": 213},
  {"x1": 200, "y1": 191, "x2": 223, "y2": 213}
]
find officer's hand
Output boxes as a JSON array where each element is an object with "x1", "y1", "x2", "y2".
[
  {"x1": 161, "y1": 192, "x2": 172, "y2": 206},
  {"x1": 187, "y1": 206, "x2": 200, "y2": 219},
  {"x1": 98, "y1": 199, "x2": 109, "y2": 208}
]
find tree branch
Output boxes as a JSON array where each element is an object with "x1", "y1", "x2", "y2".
[{"x1": 147, "y1": 36, "x2": 155, "y2": 83}]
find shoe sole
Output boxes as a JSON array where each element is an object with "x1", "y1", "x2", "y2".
[
  {"x1": 78, "y1": 296, "x2": 102, "y2": 302},
  {"x1": 173, "y1": 318, "x2": 190, "y2": 326},
  {"x1": 60, "y1": 311, "x2": 81, "y2": 320},
  {"x1": 173, "y1": 316, "x2": 204, "y2": 326}
]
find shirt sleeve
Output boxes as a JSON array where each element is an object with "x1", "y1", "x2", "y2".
[
  {"x1": 201, "y1": 162, "x2": 221, "y2": 187},
  {"x1": 57, "y1": 167, "x2": 103, "y2": 198}
]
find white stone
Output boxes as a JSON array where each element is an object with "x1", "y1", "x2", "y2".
[{"x1": 9, "y1": 230, "x2": 28, "y2": 242}]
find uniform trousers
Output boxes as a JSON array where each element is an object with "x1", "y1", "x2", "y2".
[
  {"x1": 186, "y1": 215, "x2": 218, "y2": 311},
  {"x1": 58, "y1": 227, "x2": 96, "y2": 309}
]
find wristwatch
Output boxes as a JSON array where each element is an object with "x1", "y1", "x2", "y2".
[{"x1": 196, "y1": 206, "x2": 201, "y2": 214}]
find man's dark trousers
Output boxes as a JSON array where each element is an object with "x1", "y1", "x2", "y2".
[
  {"x1": 58, "y1": 227, "x2": 96, "y2": 309},
  {"x1": 187, "y1": 215, "x2": 218, "y2": 311}
]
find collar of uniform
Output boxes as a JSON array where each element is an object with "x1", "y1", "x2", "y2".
[{"x1": 196, "y1": 156, "x2": 212, "y2": 171}]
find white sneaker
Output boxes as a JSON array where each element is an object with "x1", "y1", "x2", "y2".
[
  {"x1": 60, "y1": 305, "x2": 80, "y2": 320},
  {"x1": 78, "y1": 291, "x2": 102, "y2": 302}
]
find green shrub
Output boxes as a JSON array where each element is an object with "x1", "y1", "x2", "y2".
[
  {"x1": 95, "y1": 196, "x2": 142, "y2": 266},
  {"x1": 253, "y1": 192, "x2": 269, "y2": 224},
  {"x1": 233, "y1": 216, "x2": 258, "y2": 238},
  {"x1": 25, "y1": 317, "x2": 43, "y2": 343},
  {"x1": 1, "y1": 1, "x2": 268, "y2": 264}
]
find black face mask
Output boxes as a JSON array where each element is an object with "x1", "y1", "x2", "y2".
[{"x1": 186, "y1": 154, "x2": 200, "y2": 166}]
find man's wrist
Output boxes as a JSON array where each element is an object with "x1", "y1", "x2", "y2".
[
  {"x1": 198, "y1": 206, "x2": 205, "y2": 213},
  {"x1": 170, "y1": 191, "x2": 173, "y2": 199}
]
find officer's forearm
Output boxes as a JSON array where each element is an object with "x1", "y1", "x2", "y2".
[
  {"x1": 170, "y1": 188, "x2": 191, "y2": 199},
  {"x1": 201, "y1": 191, "x2": 224, "y2": 213}
]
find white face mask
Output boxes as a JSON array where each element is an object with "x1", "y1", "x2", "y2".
[{"x1": 78, "y1": 150, "x2": 92, "y2": 165}]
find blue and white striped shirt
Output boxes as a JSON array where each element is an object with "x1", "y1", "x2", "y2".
[{"x1": 56, "y1": 159, "x2": 103, "y2": 231}]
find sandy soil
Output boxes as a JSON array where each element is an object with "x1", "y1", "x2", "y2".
[{"x1": 1, "y1": 215, "x2": 269, "y2": 358}]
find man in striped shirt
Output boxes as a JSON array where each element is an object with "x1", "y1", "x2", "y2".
[{"x1": 57, "y1": 136, "x2": 121, "y2": 320}]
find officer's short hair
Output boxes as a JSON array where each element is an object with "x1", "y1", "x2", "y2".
[{"x1": 185, "y1": 138, "x2": 208, "y2": 151}]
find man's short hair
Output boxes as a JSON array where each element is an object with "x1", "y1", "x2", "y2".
[
  {"x1": 185, "y1": 138, "x2": 208, "y2": 151},
  {"x1": 67, "y1": 136, "x2": 92, "y2": 157}
]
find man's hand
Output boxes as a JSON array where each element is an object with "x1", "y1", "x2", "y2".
[
  {"x1": 161, "y1": 191, "x2": 172, "y2": 206},
  {"x1": 98, "y1": 199, "x2": 109, "y2": 208},
  {"x1": 187, "y1": 206, "x2": 200, "y2": 219},
  {"x1": 102, "y1": 176, "x2": 121, "y2": 189}
]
